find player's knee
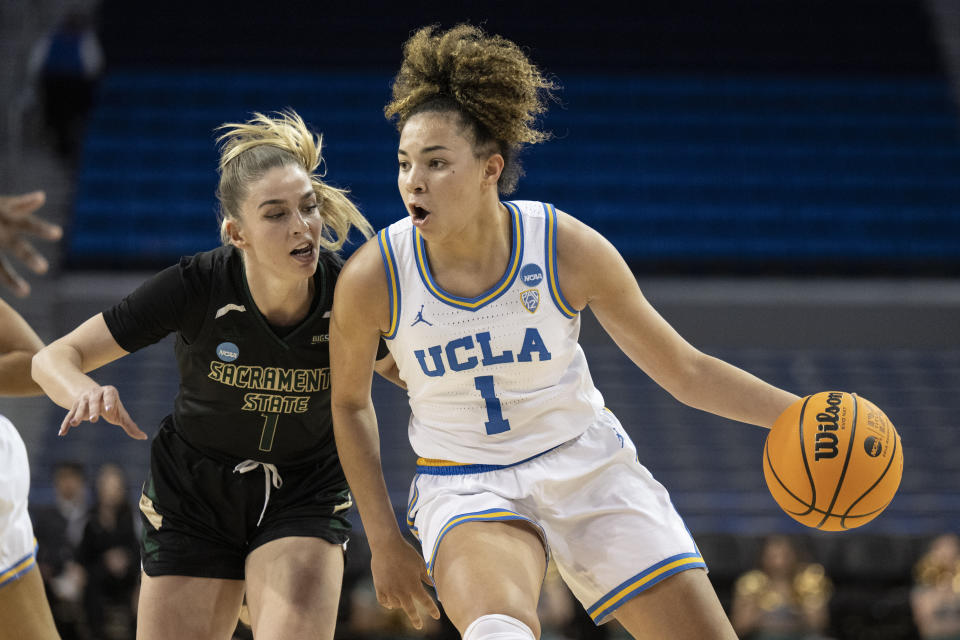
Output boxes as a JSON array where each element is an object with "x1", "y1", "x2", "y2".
[
  {"x1": 463, "y1": 614, "x2": 538, "y2": 640},
  {"x1": 441, "y1": 586, "x2": 540, "y2": 638}
]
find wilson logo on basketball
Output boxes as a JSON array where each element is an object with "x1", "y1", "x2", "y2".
[
  {"x1": 814, "y1": 391, "x2": 844, "y2": 461},
  {"x1": 764, "y1": 390, "x2": 903, "y2": 531}
]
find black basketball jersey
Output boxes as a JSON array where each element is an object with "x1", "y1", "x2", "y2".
[{"x1": 103, "y1": 245, "x2": 355, "y2": 466}]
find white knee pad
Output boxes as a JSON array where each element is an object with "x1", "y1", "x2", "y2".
[{"x1": 462, "y1": 614, "x2": 536, "y2": 640}]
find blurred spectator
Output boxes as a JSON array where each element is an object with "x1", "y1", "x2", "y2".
[
  {"x1": 27, "y1": 8, "x2": 104, "y2": 160},
  {"x1": 31, "y1": 460, "x2": 88, "y2": 639},
  {"x1": 77, "y1": 463, "x2": 138, "y2": 640},
  {"x1": 911, "y1": 533, "x2": 960, "y2": 640},
  {"x1": 731, "y1": 535, "x2": 833, "y2": 640}
]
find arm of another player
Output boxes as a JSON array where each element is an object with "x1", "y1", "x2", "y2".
[
  {"x1": 31, "y1": 313, "x2": 145, "y2": 439},
  {"x1": 0, "y1": 191, "x2": 62, "y2": 297},
  {"x1": 330, "y1": 238, "x2": 439, "y2": 628},
  {"x1": 0, "y1": 297, "x2": 45, "y2": 396},
  {"x1": 555, "y1": 211, "x2": 798, "y2": 428}
]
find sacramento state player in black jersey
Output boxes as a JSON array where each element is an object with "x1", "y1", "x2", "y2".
[{"x1": 33, "y1": 111, "x2": 395, "y2": 640}]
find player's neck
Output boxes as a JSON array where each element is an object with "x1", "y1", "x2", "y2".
[
  {"x1": 425, "y1": 201, "x2": 511, "y2": 289},
  {"x1": 243, "y1": 266, "x2": 314, "y2": 327}
]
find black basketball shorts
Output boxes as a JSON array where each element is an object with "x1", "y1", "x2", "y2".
[{"x1": 138, "y1": 420, "x2": 352, "y2": 580}]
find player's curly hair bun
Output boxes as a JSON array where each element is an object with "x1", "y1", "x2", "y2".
[{"x1": 385, "y1": 24, "x2": 558, "y2": 193}]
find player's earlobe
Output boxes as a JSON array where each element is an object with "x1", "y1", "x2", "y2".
[
  {"x1": 225, "y1": 220, "x2": 246, "y2": 248},
  {"x1": 483, "y1": 154, "x2": 504, "y2": 185}
]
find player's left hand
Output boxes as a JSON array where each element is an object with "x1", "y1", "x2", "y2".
[{"x1": 0, "y1": 191, "x2": 63, "y2": 296}]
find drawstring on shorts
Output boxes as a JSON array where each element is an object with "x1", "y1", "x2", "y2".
[{"x1": 233, "y1": 460, "x2": 283, "y2": 527}]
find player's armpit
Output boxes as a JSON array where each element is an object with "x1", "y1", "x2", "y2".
[{"x1": 374, "y1": 352, "x2": 405, "y2": 389}]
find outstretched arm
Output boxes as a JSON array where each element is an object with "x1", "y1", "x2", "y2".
[
  {"x1": 0, "y1": 191, "x2": 62, "y2": 297},
  {"x1": 330, "y1": 238, "x2": 439, "y2": 629},
  {"x1": 32, "y1": 313, "x2": 145, "y2": 439},
  {"x1": 0, "y1": 189, "x2": 62, "y2": 395},
  {"x1": 556, "y1": 211, "x2": 798, "y2": 428},
  {"x1": 0, "y1": 298, "x2": 45, "y2": 396}
]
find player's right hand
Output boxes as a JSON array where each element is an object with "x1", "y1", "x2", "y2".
[
  {"x1": 59, "y1": 384, "x2": 147, "y2": 440},
  {"x1": 370, "y1": 535, "x2": 441, "y2": 629}
]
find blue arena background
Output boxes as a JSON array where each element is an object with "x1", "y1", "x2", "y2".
[{"x1": 69, "y1": 0, "x2": 960, "y2": 274}]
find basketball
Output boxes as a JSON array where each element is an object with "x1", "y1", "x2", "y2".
[{"x1": 763, "y1": 391, "x2": 903, "y2": 531}]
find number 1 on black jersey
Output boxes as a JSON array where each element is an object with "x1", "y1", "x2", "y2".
[{"x1": 259, "y1": 413, "x2": 279, "y2": 451}]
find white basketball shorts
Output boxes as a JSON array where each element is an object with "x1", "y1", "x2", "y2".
[
  {"x1": 0, "y1": 415, "x2": 37, "y2": 589},
  {"x1": 406, "y1": 408, "x2": 706, "y2": 624}
]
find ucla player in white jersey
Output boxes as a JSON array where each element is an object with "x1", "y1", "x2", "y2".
[
  {"x1": 0, "y1": 190, "x2": 62, "y2": 639},
  {"x1": 331, "y1": 24, "x2": 800, "y2": 640}
]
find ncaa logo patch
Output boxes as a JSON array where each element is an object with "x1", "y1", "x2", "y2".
[
  {"x1": 521, "y1": 289, "x2": 540, "y2": 314},
  {"x1": 519, "y1": 263, "x2": 543, "y2": 287},
  {"x1": 216, "y1": 342, "x2": 239, "y2": 362}
]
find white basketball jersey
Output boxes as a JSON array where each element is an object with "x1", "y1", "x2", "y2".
[{"x1": 378, "y1": 200, "x2": 605, "y2": 465}]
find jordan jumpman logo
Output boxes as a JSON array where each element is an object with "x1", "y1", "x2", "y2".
[{"x1": 411, "y1": 304, "x2": 433, "y2": 327}]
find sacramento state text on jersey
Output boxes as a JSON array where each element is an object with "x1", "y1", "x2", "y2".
[{"x1": 208, "y1": 362, "x2": 330, "y2": 414}]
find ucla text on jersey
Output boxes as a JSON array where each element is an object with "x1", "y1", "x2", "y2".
[
  {"x1": 414, "y1": 328, "x2": 551, "y2": 377},
  {"x1": 378, "y1": 200, "x2": 605, "y2": 465}
]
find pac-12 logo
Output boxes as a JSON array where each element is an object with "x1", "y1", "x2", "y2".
[
  {"x1": 520, "y1": 263, "x2": 543, "y2": 287},
  {"x1": 521, "y1": 290, "x2": 540, "y2": 313},
  {"x1": 216, "y1": 342, "x2": 239, "y2": 362}
]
